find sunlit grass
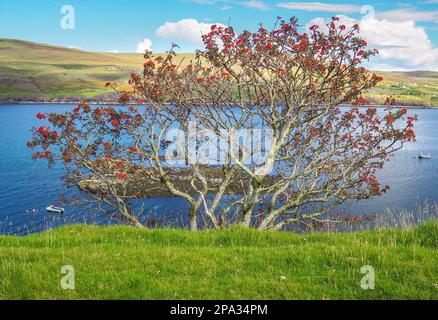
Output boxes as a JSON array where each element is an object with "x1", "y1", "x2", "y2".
[{"x1": 0, "y1": 222, "x2": 436, "y2": 300}]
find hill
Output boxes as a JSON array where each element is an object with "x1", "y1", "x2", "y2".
[
  {"x1": 0, "y1": 39, "x2": 192, "y2": 103},
  {"x1": 0, "y1": 222, "x2": 436, "y2": 299},
  {"x1": 366, "y1": 70, "x2": 438, "y2": 107},
  {"x1": 1, "y1": 39, "x2": 438, "y2": 106}
]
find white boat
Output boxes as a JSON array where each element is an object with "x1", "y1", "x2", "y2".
[
  {"x1": 46, "y1": 205, "x2": 65, "y2": 214},
  {"x1": 418, "y1": 152, "x2": 432, "y2": 159}
]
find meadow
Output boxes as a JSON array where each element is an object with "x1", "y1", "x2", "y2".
[{"x1": 0, "y1": 222, "x2": 437, "y2": 299}]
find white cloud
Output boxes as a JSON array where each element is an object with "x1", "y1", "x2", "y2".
[
  {"x1": 156, "y1": 19, "x2": 224, "y2": 44},
  {"x1": 376, "y1": 9, "x2": 438, "y2": 23},
  {"x1": 278, "y1": 2, "x2": 361, "y2": 13},
  {"x1": 307, "y1": 15, "x2": 438, "y2": 70},
  {"x1": 241, "y1": 0, "x2": 268, "y2": 10},
  {"x1": 136, "y1": 38, "x2": 153, "y2": 53},
  {"x1": 67, "y1": 45, "x2": 83, "y2": 50}
]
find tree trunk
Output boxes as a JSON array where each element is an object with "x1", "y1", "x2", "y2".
[
  {"x1": 118, "y1": 200, "x2": 146, "y2": 229},
  {"x1": 189, "y1": 209, "x2": 198, "y2": 231},
  {"x1": 241, "y1": 207, "x2": 253, "y2": 227},
  {"x1": 129, "y1": 216, "x2": 146, "y2": 229}
]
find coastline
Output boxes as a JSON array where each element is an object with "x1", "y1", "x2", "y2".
[
  {"x1": 0, "y1": 101, "x2": 122, "y2": 105},
  {"x1": 1, "y1": 101, "x2": 437, "y2": 109}
]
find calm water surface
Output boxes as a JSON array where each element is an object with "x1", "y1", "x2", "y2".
[{"x1": 1, "y1": 104, "x2": 437, "y2": 234}]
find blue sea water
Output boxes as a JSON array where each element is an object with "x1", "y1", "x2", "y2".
[{"x1": 0, "y1": 104, "x2": 437, "y2": 234}]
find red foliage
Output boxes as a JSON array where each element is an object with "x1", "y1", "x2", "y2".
[
  {"x1": 111, "y1": 119, "x2": 120, "y2": 127},
  {"x1": 115, "y1": 173, "x2": 129, "y2": 180}
]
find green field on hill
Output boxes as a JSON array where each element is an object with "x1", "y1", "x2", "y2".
[
  {"x1": 365, "y1": 71, "x2": 438, "y2": 107},
  {"x1": 1, "y1": 38, "x2": 438, "y2": 106},
  {"x1": 0, "y1": 222, "x2": 437, "y2": 299},
  {"x1": 0, "y1": 39, "x2": 192, "y2": 102}
]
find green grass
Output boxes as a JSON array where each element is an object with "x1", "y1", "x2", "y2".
[{"x1": 0, "y1": 222, "x2": 437, "y2": 300}]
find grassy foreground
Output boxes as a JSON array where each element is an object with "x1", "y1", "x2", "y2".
[{"x1": 0, "y1": 222, "x2": 437, "y2": 300}]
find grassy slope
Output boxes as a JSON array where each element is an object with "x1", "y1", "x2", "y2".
[
  {"x1": 0, "y1": 39, "x2": 192, "y2": 101},
  {"x1": 366, "y1": 70, "x2": 438, "y2": 106},
  {"x1": 1, "y1": 39, "x2": 438, "y2": 106},
  {"x1": 0, "y1": 222, "x2": 437, "y2": 300}
]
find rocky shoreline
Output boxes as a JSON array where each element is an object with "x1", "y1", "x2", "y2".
[{"x1": 79, "y1": 165, "x2": 279, "y2": 199}]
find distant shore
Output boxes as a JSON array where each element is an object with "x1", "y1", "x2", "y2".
[
  {"x1": 1, "y1": 101, "x2": 437, "y2": 109},
  {"x1": 0, "y1": 101, "x2": 121, "y2": 105}
]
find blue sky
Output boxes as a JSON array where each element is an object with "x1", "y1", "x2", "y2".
[{"x1": 1, "y1": 0, "x2": 438, "y2": 70}]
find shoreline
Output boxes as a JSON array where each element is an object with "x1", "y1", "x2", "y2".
[
  {"x1": 0, "y1": 101, "x2": 122, "y2": 105},
  {"x1": 1, "y1": 101, "x2": 438, "y2": 109}
]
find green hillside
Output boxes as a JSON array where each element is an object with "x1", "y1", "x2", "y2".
[
  {"x1": 366, "y1": 70, "x2": 438, "y2": 107},
  {"x1": 0, "y1": 39, "x2": 192, "y2": 102},
  {"x1": 1, "y1": 38, "x2": 438, "y2": 106},
  {"x1": 0, "y1": 39, "x2": 139, "y2": 101}
]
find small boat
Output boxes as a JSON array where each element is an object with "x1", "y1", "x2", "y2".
[
  {"x1": 46, "y1": 205, "x2": 65, "y2": 214},
  {"x1": 418, "y1": 152, "x2": 432, "y2": 159}
]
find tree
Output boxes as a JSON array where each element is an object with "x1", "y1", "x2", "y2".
[
  {"x1": 28, "y1": 17, "x2": 416, "y2": 231},
  {"x1": 29, "y1": 105, "x2": 150, "y2": 228}
]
